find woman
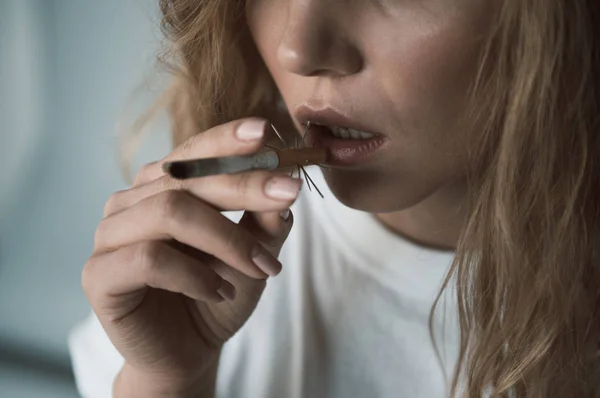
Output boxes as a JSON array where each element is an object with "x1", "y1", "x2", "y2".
[{"x1": 70, "y1": 0, "x2": 600, "y2": 397}]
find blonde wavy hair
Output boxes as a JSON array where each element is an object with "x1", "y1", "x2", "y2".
[{"x1": 144, "y1": 0, "x2": 600, "y2": 396}]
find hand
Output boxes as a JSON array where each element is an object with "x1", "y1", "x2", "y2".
[{"x1": 82, "y1": 118, "x2": 302, "y2": 396}]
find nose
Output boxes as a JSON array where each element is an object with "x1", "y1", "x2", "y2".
[{"x1": 277, "y1": 2, "x2": 363, "y2": 77}]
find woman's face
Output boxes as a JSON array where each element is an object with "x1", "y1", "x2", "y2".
[{"x1": 246, "y1": 0, "x2": 490, "y2": 213}]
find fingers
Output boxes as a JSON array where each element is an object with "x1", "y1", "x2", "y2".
[
  {"x1": 82, "y1": 241, "x2": 237, "y2": 308},
  {"x1": 95, "y1": 190, "x2": 283, "y2": 279},
  {"x1": 238, "y1": 209, "x2": 294, "y2": 257},
  {"x1": 104, "y1": 171, "x2": 302, "y2": 218},
  {"x1": 133, "y1": 118, "x2": 270, "y2": 186}
]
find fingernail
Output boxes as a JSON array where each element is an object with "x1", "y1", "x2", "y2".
[
  {"x1": 236, "y1": 120, "x2": 265, "y2": 142},
  {"x1": 280, "y1": 209, "x2": 291, "y2": 221},
  {"x1": 251, "y1": 246, "x2": 282, "y2": 277},
  {"x1": 217, "y1": 279, "x2": 237, "y2": 301},
  {"x1": 265, "y1": 177, "x2": 302, "y2": 201}
]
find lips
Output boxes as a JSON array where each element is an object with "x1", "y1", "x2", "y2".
[
  {"x1": 293, "y1": 105, "x2": 382, "y2": 138},
  {"x1": 297, "y1": 120, "x2": 388, "y2": 167},
  {"x1": 291, "y1": 104, "x2": 389, "y2": 167}
]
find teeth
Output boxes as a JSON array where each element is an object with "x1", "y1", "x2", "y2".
[
  {"x1": 339, "y1": 128, "x2": 350, "y2": 139},
  {"x1": 349, "y1": 130, "x2": 361, "y2": 139},
  {"x1": 329, "y1": 126, "x2": 375, "y2": 140}
]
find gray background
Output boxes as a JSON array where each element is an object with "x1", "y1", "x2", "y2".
[{"x1": 0, "y1": 0, "x2": 171, "y2": 395}]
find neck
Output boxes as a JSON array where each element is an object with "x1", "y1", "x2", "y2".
[{"x1": 374, "y1": 179, "x2": 468, "y2": 252}]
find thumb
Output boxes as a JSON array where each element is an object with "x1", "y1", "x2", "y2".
[{"x1": 238, "y1": 208, "x2": 294, "y2": 258}]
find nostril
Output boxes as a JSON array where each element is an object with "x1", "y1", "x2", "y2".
[
  {"x1": 276, "y1": 20, "x2": 363, "y2": 77},
  {"x1": 277, "y1": 45, "x2": 319, "y2": 76}
]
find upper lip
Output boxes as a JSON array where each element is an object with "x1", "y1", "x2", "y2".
[{"x1": 293, "y1": 104, "x2": 382, "y2": 136}]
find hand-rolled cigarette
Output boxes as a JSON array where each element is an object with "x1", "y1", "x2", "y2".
[{"x1": 162, "y1": 147, "x2": 328, "y2": 179}]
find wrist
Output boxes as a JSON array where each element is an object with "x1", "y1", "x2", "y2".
[{"x1": 114, "y1": 361, "x2": 218, "y2": 398}]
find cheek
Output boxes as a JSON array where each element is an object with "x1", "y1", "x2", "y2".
[
  {"x1": 369, "y1": 18, "x2": 483, "y2": 137},
  {"x1": 245, "y1": 1, "x2": 286, "y2": 80}
]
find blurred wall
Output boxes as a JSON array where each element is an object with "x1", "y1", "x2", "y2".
[
  {"x1": 0, "y1": 0, "x2": 49, "y2": 222},
  {"x1": 0, "y1": 0, "x2": 170, "y2": 380}
]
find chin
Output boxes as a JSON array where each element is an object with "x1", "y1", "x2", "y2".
[{"x1": 321, "y1": 169, "x2": 430, "y2": 214}]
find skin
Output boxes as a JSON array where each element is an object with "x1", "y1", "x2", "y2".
[
  {"x1": 84, "y1": 1, "x2": 493, "y2": 397},
  {"x1": 86, "y1": 119, "x2": 303, "y2": 397},
  {"x1": 247, "y1": 0, "x2": 490, "y2": 250}
]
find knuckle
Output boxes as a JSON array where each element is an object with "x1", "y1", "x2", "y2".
[
  {"x1": 103, "y1": 190, "x2": 125, "y2": 218},
  {"x1": 235, "y1": 173, "x2": 253, "y2": 197},
  {"x1": 81, "y1": 259, "x2": 93, "y2": 293},
  {"x1": 179, "y1": 133, "x2": 204, "y2": 158},
  {"x1": 180, "y1": 136, "x2": 196, "y2": 155},
  {"x1": 198, "y1": 127, "x2": 229, "y2": 155},
  {"x1": 93, "y1": 218, "x2": 110, "y2": 250},
  {"x1": 133, "y1": 241, "x2": 164, "y2": 275},
  {"x1": 81, "y1": 256, "x2": 101, "y2": 302},
  {"x1": 153, "y1": 190, "x2": 187, "y2": 221},
  {"x1": 223, "y1": 224, "x2": 249, "y2": 256}
]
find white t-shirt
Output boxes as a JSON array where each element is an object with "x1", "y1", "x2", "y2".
[{"x1": 69, "y1": 167, "x2": 460, "y2": 398}]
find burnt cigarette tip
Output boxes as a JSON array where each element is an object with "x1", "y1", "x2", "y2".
[{"x1": 162, "y1": 161, "x2": 189, "y2": 179}]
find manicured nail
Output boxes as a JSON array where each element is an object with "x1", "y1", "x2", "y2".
[
  {"x1": 217, "y1": 279, "x2": 236, "y2": 301},
  {"x1": 280, "y1": 209, "x2": 291, "y2": 221},
  {"x1": 265, "y1": 177, "x2": 302, "y2": 201},
  {"x1": 236, "y1": 120, "x2": 265, "y2": 142},
  {"x1": 251, "y1": 246, "x2": 282, "y2": 277}
]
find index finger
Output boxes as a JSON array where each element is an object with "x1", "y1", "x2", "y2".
[{"x1": 133, "y1": 118, "x2": 269, "y2": 186}]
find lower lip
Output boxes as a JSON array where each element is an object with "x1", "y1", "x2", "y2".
[{"x1": 304, "y1": 125, "x2": 387, "y2": 166}]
